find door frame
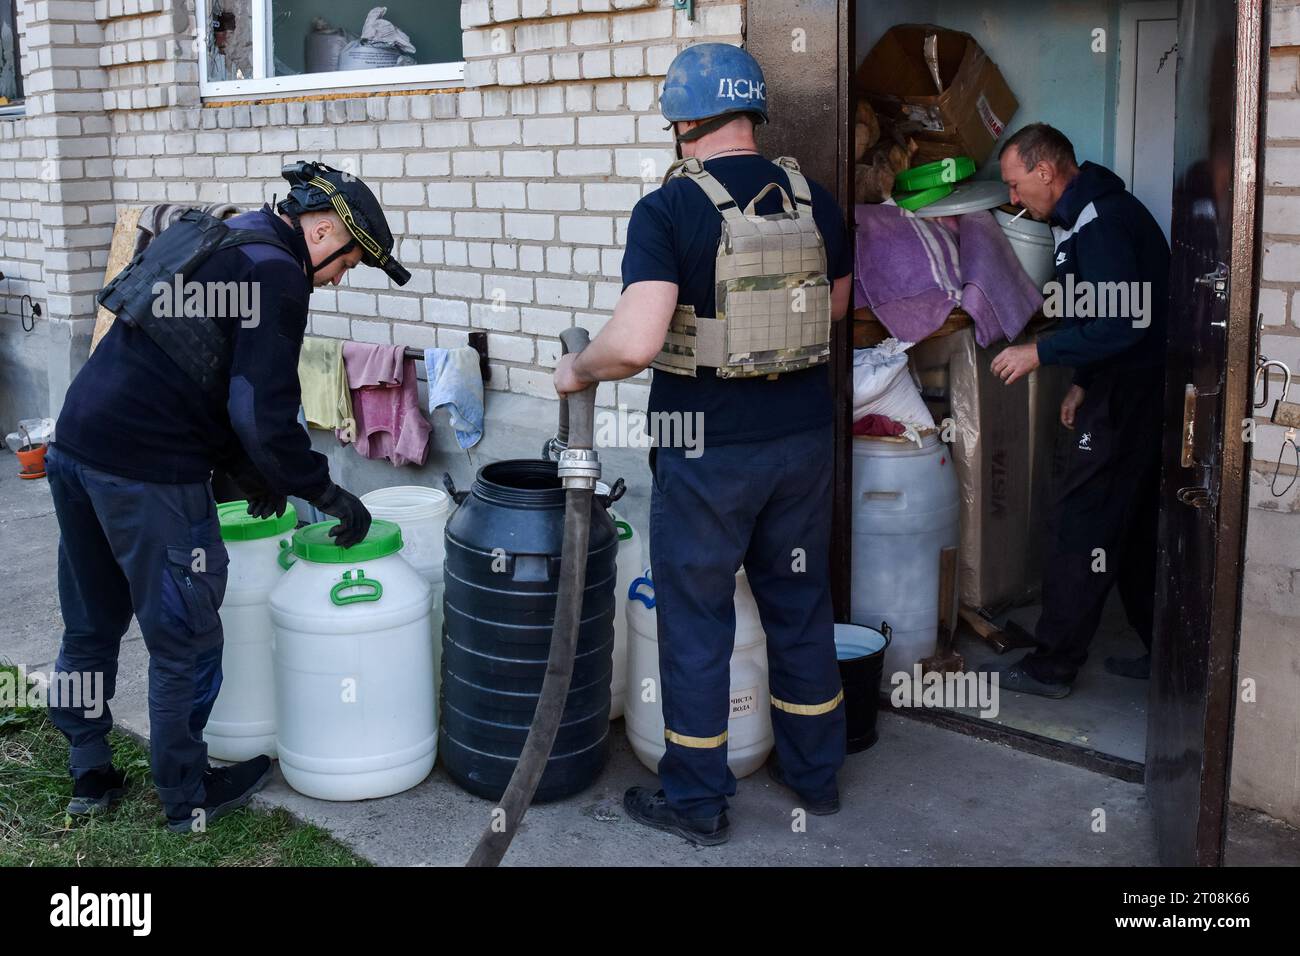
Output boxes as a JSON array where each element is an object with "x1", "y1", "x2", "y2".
[
  {"x1": 1114, "y1": 0, "x2": 1180, "y2": 202},
  {"x1": 1143, "y1": 0, "x2": 1265, "y2": 866},
  {"x1": 782, "y1": 0, "x2": 1264, "y2": 863}
]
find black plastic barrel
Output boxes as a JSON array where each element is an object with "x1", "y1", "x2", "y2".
[
  {"x1": 440, "y1": 460, "x2": 618, "y2": 802},
  {"x1": 835, "y1": 622, "x2": 891, "y2": 753}
]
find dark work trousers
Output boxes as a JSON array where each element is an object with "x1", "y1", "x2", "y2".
[
  {"x1": 649, "y1": 424, "x2": 845, "y2": 818},
  {"x1": 1021, "y1": 371, "x2": 1163, "y2": 684},
  {"x1": 45, "y1": 445, "x2": 229, "y2": 817}
]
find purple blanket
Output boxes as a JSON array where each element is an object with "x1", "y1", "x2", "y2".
[{"x1": 854, "y1": 203, "x2": 1043, "y2": 347}]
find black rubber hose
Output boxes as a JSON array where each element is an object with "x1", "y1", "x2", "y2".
[{"x1": 467, "y1": 327, "x2": 594, "y2": 868}]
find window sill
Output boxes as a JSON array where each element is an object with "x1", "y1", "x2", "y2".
[
  {"x1": 199, "y1": 61, "x2": 465, "y2": 100},
  {"x1": 0, "y1": 102, "x2": 27, "y2": 119}
]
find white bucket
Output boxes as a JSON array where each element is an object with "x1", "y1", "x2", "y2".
[{"x1": 995, "y1": 208, "x2": 1057, "y2": 291}]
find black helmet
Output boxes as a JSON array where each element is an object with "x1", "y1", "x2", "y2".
[{"x1": 277, "y1": 161, "x2": 411, "y2": 286}]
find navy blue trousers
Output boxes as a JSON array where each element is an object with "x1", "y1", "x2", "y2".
[
  {"x1": 650, "y1": 425, "x2": 845, "y2": 818},
  {"x1": 46, "y1": 445, "x2": 228, "y2": 817}
]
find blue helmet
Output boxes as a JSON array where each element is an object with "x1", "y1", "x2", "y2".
[{"x1": 660, "y1": 43, "x2": 769, "y2": 126}]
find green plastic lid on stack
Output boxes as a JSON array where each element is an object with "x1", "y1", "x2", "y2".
[
  {"x1": 893, "y1": 155, "x2": 978, "y2": 213},
  {"x1": 291, "y1": 519, "x2": 404, "y2": 564},
  {"x1": 217, "y1": 500, "x2": 298, "y2": 542},
  {"x1": 894, "y1": 156, "x2": 976, "y2": 193}
]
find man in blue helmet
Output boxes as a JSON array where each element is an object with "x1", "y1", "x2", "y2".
[
  {"x1": 555, "y1": 43, "x2": 854, "y2": 845},
  {"x1": 46, "y1": 161, "x2": 408, "y2": 833}
]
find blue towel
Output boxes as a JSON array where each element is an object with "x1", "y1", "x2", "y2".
[{"x1": 425, "y1": 346, "x2": 484, "y2": 449}]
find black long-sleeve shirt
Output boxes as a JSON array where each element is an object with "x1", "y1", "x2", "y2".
[
  {"x1": 54, "y1": 205, "x2": 331, "y2": 499},
  {"x1": 1036, "y1": 162, "x2": 1171, "y2": 388}
]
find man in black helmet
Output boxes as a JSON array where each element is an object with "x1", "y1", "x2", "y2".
[{"x1": 46, "y1": 162, "x2": 408, "y2": 833}]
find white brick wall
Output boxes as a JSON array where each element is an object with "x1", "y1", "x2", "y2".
[{"x1": 1235, "y1": 14, "x2": 1300, "y2": 829}]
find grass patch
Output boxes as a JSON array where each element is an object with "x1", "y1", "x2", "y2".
[{"x1": 0, "y1": 665, "x2": 367, "y2": 867}]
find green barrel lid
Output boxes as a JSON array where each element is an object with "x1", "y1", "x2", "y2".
[
  {"x1": 894, "y1": 156, "x2": 975, "y2": 193},
  {"x1": 291, "y1": 519, "x2": 404, "y2": 564},
  {"x1": 893, "y1": 182, "x2": 954, "y2": 212},
  {"x1": 217, "y1": 500, "x2": 298, "y2": 542}
]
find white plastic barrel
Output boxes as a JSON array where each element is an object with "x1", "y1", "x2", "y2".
[
  {"x1": 360, "y1": 486, "x2": 450, "y2": 587},
  {"x1": 995, "y1": 208, "x2": 1057, "y2": 291},
  {"x1": 849, "y1": 433, "x2": 960, "y2": 684},
  {"x1": 361, "y1": 486, "x2": 449, "y2": 677},
  {"x1": 270, "y1": 519, "x2": 436, "y2": 801},
  {"x1": 607, "y1": 511, "x2": 640, "y2": 720},
  {"x1": 624, "y1": 567, "x2": 773, "y2": 777},
  {"x1": 204, "y1": 501, "x2": 298, "y2": 761}
]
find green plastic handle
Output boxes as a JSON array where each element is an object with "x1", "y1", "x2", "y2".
[
  {"x1": 614, "y1": 519, "x2": 633, "y2": 542},
  {"x1": 330, "y1": 569, "x2": 383, "y2": 606},
  {"x1": 278, "y1": 539, "x2": 296, "y2": 571}
]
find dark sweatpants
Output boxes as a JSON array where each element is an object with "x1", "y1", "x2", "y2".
[
  {"x1": 650, "y1": 425, "x2": 846, "y2": 818},
  {"x1": 45, "y1": 445, "x2": 229, "y2": 817},
  {"x1": 1020, "y1": 371, "x2": 1163, "y2": 685}
]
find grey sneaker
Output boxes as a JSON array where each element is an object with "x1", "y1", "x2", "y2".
[
  {"x1": 67, "y1": 766, "x2": 127, "y2": 817},
  {"x1": 995, "y1": 660, "x2": 1072, "y2": 699}
]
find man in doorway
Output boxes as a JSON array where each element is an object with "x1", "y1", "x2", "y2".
[
  {"x1": 553, "y1": 43, "x2": 854, "y2": 844},
  {"x1": 989, "y1": 123, "x2": 1170, "y2": 697}
]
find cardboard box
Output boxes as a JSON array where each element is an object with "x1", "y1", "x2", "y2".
[
  {"x1": 910, "y1": 327, "x2": 1030, "y2": 609},
  {"x1": 857, "y1": 24, "x2": 1019, "y2": 167}
]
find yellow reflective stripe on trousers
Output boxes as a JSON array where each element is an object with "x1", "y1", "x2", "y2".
[
  {"x1": 770, "y1": 690, "x2": 844, "y2": 716},
  {"x1": 664, "y1": 728, "x2": 728, "y2": 748}
]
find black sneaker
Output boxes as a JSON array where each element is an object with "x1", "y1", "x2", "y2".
[
  {"x1": 767, "y1": 759, "x2": 840, "y2": 815},
  {"x1": 1104, "y1": 653, "x2": 1151, "y2": 680},
  {"x1": 166, "y1": 755, "x2": 273, "y2": 834},
  {"x1": 994, "y1": 660, "x2": 1072, "y2": 699},
  {"x1": 623, "y1": 786, "x2": 730, "y2": 847},
  {"x1": 67, "y1": 766, "x2": 127, "y2": 817}
]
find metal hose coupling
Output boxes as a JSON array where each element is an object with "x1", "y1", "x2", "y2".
[{"x1": 556, "y1": 447, "x2": 601, "y2": 489}]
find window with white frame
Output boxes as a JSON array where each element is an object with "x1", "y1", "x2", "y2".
[
  {"x1": 1, "y1": 0, "x2": 24, "y2": 116},
  {"x1": 197, "y1": 0, "x2": 464, "y2": 98}
]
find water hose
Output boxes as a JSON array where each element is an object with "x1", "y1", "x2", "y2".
[{"x1": 467, "y1": 327, "x2": 598, "y2": 867}]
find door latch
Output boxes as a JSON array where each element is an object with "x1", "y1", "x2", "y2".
[
  {"x1": 1176, "y1": 486, "x2": 1213, "y2": 509},
  {"x1": 1195, "y1": 264, "x2": 1230, "y2": 302}
]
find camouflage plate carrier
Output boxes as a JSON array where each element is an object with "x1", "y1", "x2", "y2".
[{"x1": 651, "y1": 155, "x2": 832, "y2": 379}]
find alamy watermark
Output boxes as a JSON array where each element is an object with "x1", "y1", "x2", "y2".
[
  {"x1": 889, "y1": 666, "x2": 1000, "y2": 719},
  {"x1": 1042, "y1": 275, "x2": 1153, "y2": 329},
  {"x1": 151, "y1": 274, "x2": 261, "y2": 328},
  {"x1": 594, "y1": 405, "x2": 705, "y2": 458},
  {"x1": 1, "y1": 665, "x2": 104, "y2": 719}
]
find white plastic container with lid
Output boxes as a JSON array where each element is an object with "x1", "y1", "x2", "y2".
[
  {"x1": 203, "y1": 500, "x2": 298, "y2": 761},
  {"x1": 849, "y1": 433, "x2": 960, "y2": 684},
  {"x1": 359, "y1": 486, "x2": 450, "y2": 588},
  {"x1": 994, "y1": 208, "x2": 1056, "y2": 291},
  {"x1": 270, "y1": 519, "x2": 435, "y2": 801},
  {"x1": 607, "y1": 510, "x2": 640, "y2": 720},
  {"x1": 624, "y1": 567, "x2": 773, "y2": 777},
  {"x1": 360, "y1": 486, "x2": 450, "y2": 679}
]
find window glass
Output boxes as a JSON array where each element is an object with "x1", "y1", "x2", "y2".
[
  {"x1": 270, "y1": 0, "x2": 463, "y2": 77},
  {"x1": 1, "y1": 0, "x2": 22, "y2": 104},
  {"x1": 205, "y1": 0, "x2": 255, "y2": 82}
]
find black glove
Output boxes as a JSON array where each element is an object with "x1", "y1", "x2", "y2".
[
  {"x1": 227, "y1": 459, "x2": 287, "y2": 520},
  {"x1": 310, "y1": 483, "x2": 372, "y2": 549}
]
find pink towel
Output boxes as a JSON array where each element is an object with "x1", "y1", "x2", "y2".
[{"x1": 340, "y1": 342, "x2": 431, "y2": 467}]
